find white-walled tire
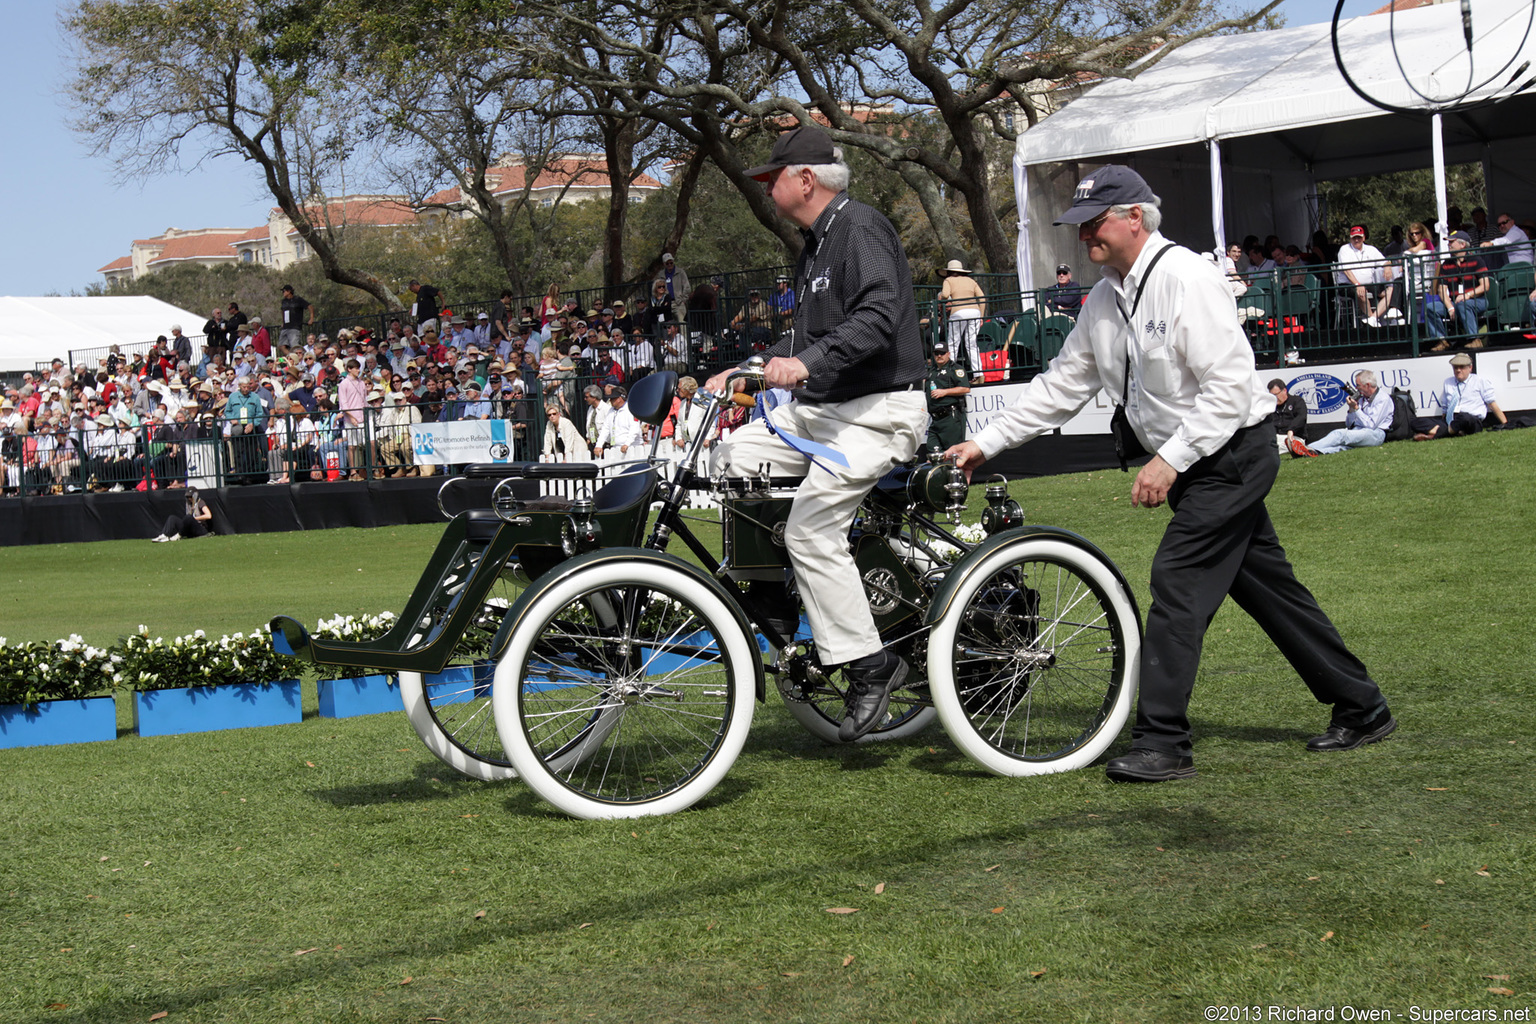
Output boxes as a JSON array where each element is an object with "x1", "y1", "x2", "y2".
[
  {"x1": 400, "y1": 667, "x2": 517, "y2": 781},
  {"x1": 928, "y1": 537, "x2": 1139, "y2": 777},
  {"x1": 494, "y1": 559, "x2": 758, "y2": 819}
]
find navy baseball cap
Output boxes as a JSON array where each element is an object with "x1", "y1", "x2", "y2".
[{"x1": 1054, "y1": 165, "x2": 1158, "y2": 225}]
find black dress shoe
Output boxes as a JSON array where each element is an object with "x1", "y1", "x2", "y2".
[
  {"x1": 1306, "y1": 713, "x2": 1397, "y2": 752},
  {"x1": 1105, "y1": 747, "x2": 1197, "y2": 783},
  {"x1": 838, "y1": 651, "x2": 910, "y2": 742}
]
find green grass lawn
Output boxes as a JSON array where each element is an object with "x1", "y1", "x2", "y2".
[{"x1": 2, "y1": 431, "x2": 1534, "y2": 1022}]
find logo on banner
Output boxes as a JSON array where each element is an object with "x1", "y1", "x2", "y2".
[
  {"x1": 414, "y1": 433, "x2": 435, "y2": 457},
  {"x1": 488, "y1": 442, "x2": 510, "y2": 460},
  {"x1": 1288, "y1": 372, "x2": 1351, "y2": 415}
]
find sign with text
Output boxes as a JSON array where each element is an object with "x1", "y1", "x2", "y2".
[
  {"x1": 409, "y1": 420, "x2": 516, "y2": 466},
  {"x1": 1476, "y1": 346, "x2": 1536, "y2": 412},
  {"x1": 961, "y1": 347, "x2": 1531, "y2": 439}
]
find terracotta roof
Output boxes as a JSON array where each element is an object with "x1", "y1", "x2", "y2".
[
  {"x1": 232, "y1": 225, "x2": 270, "y2": 243},
  {"x1": 283, "y1": 197, "x2": 418, "y2": 234},
  {"x1": 1370, "y1": 0, "x2": 1434, "y2": 12},
  {"x1": 423, "y1": 159, "x2": 662, "y2": 207},
  {"x1": 147, "y1": 232, "x2": 246, "y2": 265},
  {"x1": 98, "y1": 255, "x2": 133, "y2": 273}
]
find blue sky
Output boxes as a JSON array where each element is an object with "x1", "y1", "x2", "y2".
[{"x1": 1, "y1": 0, "x2": 1348, "y2": 298}]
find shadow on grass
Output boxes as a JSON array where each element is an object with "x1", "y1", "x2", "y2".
[
  {"x1": 308, "y1": 761, "x2": 492, "y2": 806},
  {"x1": 14, "y1": 814, "x2": 1075, "y2": 1024}
]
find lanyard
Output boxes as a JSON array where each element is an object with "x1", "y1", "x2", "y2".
[
  {"x1": 1113, "y1": 244, "x2": 1176, "y2": 405},
  {"x1": 790, "y1": 195, "x2": 851, "y2": 358}
]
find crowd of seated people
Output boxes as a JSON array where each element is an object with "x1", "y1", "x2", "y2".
[
  {"x1": 1219, "y1": 206, "x2": 1534, "y2": 338},
  {"x1": 1, "y1": 263, "x2": 801, "y2": 497}
]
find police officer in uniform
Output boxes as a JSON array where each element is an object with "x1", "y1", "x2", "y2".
[{"x1": 925, "y1": 342, "x2": 970, "y2": 452}]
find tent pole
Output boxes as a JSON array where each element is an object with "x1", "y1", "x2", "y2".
[
  {"x1": 1432, "y1": 112, "x2": 1449, "y2": 241},
  {"x1": 1014, "y1": 149, "x2": 1035, "y2": 307},
  {"x1": 1209, "y1": 138, "x2": 1225, "y2": 257}
]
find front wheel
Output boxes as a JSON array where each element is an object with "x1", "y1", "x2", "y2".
[
  {"x1": 494, "y1": 557, "x2": 758, "y2": 819},
  {"x1": 927, "y1": 536, "x2": 1140, "y2": 776}
]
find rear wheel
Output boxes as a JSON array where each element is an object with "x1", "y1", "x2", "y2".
[
  {"x1": 927, "y1": 537, "x2": 1139, "y2": 776},
  {"x1": 495, "y1": 559, "x2": 758, "y2": 819}
]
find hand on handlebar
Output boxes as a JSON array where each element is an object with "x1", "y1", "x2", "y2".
[
  {"x1": 762, "y1": 356, "x2": 808, "y2": 390},
  {"x1": 944, "y1": 441, "x2": 985, "y2": 483}
]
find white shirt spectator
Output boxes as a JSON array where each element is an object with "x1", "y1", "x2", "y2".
[
  {"x1": 595, "y1": 401, "x2": 642, "y2": 451},
  {"x1": 1335, "y1": 241, "x2": 1388, "y2": 286},
  {"x1": 1346, "y1": 388, "x2": 1394, "y2": 431},
  {"x1": 1489, "y1": 222, "x2": 1533, "y2": 263},
  {"x1": 1442, "y1": 372, "x2": 1498, "y2": 421}
]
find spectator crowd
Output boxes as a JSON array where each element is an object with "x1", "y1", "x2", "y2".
[{"x1": 2, "y1": 261, "x2": 800, "y2": 497}]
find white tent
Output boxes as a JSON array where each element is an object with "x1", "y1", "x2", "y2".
[
  {"x1": 1013, "y1": 0, "x2": 1536, "y2": 294},
  {"x1": 0, "y1": 296, "x2": 208, "y2": 373}
]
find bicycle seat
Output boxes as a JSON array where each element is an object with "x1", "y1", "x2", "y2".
[
  {"x1": 626, "y1": 370, "x2": 679, "y2": 425},
  {"x1": 593, "y1": 463, "x2": 657, "y2": 514},
  {"x1": 464, "y1": 509, "x2": 504, "y2": 543}
]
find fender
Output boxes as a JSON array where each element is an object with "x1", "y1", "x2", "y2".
[
  {"x1": 924, "y1": 525, "x2": 1142, "y2": 626},
  {"x1": 489, "y1": 546, "x2": 768, "y2": 703}
]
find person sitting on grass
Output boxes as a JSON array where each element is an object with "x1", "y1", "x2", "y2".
[
  {"x1": 151, "y1": 486, "x2": 213, "y2": 542},
  {"x1": 1289, "y1": 370, "x2": 1394, "y2": 457},
  {"x1": 1412, "y1": 352, "x2": 1508, "y2": 440}
]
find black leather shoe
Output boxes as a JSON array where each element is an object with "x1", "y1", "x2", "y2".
[
  {"x1": 1105, "y1": 747, "x2": 1197, "y2": 782},
  {"x1": 838, "y1": 651, "x2": 910, "y2": 742},
  {"x1": 1306, "y1": 713, "x2": 1397, "y2": 752}
]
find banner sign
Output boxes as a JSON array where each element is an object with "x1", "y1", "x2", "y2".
[
  {"x1": 1476, "y1": 346, "x2": 1536, "y2": 412},
  {"x1": 963, "y1": 348, "x2": 1532, "y2": 438},
  {"x1": 1274, "y1": 354, "x2": 1467, "y2": 424},
  {"x1": 410, "y1": 420, "x2": 516, "y2": 466}
]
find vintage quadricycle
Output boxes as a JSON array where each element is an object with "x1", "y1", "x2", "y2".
[{"x1": 272, "y1": 366, "x2": 1141, "y2": 819}]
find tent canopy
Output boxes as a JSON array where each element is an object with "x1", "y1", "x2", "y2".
[
  {"x1": 0, "y1": 296, "x2": 207, "y2": 373},
  {"x1": 1013, "y1": 0, "x2": 1536, "y2": 290}
]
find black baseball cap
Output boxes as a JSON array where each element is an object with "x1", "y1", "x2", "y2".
[
  {"x1": 745, "y1": 126, "x2": 838, "y2": 181},
  {"x1": 1054, "y1": 165, "x2": 1158, "y2": 225},
  {"x1": 1055, "y1": 264, "x2": 1072, "y2": 274}
]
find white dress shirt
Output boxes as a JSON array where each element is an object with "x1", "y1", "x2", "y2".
[
  {"x1": 1346, "y1": 389, "x2": 1394, "y2": 431},
  {"x1": 1442, "y1": 373, "x2": 1498, "y2": 420},
  {"x1": 1491, "y1": 224, "x2": 1533, "y2": 263},
  {"x1": 596, "y1": 403, "x2": 641, "y2": 450},
  {"x1": 971, "y1": 233, "x2": 1271, "y2": 474}
]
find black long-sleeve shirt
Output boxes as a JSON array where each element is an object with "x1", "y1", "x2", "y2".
[
  {"x1": 1275, "y1": 394, "x2": 1307, "y2": 435},
  {"x1": 757, "y1": 192, "x2": 926, "y2": 403}
]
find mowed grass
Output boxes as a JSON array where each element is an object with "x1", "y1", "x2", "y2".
[{"x1": 2, "y1": 430, "x2": 1534, "y2": 1023}]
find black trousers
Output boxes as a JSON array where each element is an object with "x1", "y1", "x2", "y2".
[{"x1": 1135, "y1": 417, "x2": 1389, "y2": 756}]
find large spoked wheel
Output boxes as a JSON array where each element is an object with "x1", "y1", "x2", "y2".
[
  {"x1": 495, "y1": 558, "x2": 758, "y2": 819},
  {"x1": 928, "y1": 536, "x2": 1140, "y2": 776},
  {"x1": 398, "y1": 569, "x2": 530, "y2": 783}
]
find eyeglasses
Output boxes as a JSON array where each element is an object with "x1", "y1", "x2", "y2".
[{"x1": 1080, "y1": 209, "x2": 1113, "y2": 233}]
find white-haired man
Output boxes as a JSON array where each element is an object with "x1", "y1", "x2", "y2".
[
  {"x1": 1288, "y1": 369, "x2": 1394, "y2": 456},
  {"x1": 704, "y1": 125, "x2": 928, "y2": 741},
  {"x1": 946, "y1": 164, "x2": 1393, "y2": 782}
]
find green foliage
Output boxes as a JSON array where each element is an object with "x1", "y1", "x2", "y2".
[
  {"x1": 93, "y1": 262, "x2": 286, "y2": 327},
  {"x1": 117, "y1": 626, "x2": 298, "y2": 691},
  {"x1": 0, "y1": 635, "x2": 118, "y2": 707},
  {"x1": 1318, "y1": 163, "x2": 1487, "y2": 244}
]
